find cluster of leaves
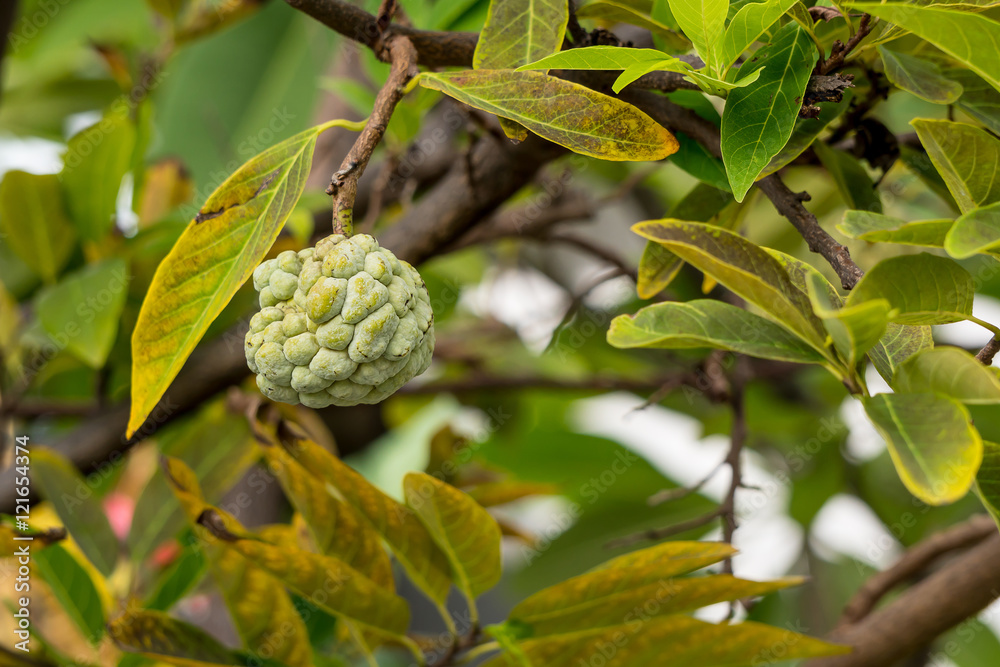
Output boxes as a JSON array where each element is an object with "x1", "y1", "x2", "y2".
[{"x1": 6, "y1": 407, "x2": 846, "y2": 666}]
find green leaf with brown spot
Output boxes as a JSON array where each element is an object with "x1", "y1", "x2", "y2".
[
  {"x1": 31, "y1": 447, "x2": 119, "y2": 576},
  {"x1": 893, "y1": 346, "x2": 1000, "y2": 404},
  {"x1": 863, "y1": 392, "x2": 982, "y2": 505},
  {"x1": 259, "y1": 438, "x2": 394, "y2": 588},
  {"x1": 127, "y1": 119, "x2": 363, "y2": 437},
  {"x1": 280, "y1": 435, "x2": 454, "y2": 605},
  {"x1": 419, "y1": 69, "x2": 679, "y2": 161},
  {"x1": 911, "y1": 119, "x2": 1000, "y2": 214},
  {"x1": 608, "y1": 299, "x2": 828, "y2": 364},
  {"x1": 844, "y1": 253, "x2": 975, "y2": 325},
  {"x1": 632, "y1": 220, "x2": 828, "y2": 349},
  {"x1": 0, "y1": 170, "x2": 76, "y2": 284},
  {"x1": 404, "y1": 472, "x2": 503, "y2": 614}
]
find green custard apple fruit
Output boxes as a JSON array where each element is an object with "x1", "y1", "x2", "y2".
[{"x1": 245, "y1": 233, "x2": 434, "y2": 407}]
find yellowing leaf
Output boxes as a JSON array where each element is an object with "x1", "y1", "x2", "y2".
[
  {"x1": 576, "y1": 1, "x2": 691, "y2": 51},
  {"x1": 804, "y1": 272, "x2": 889, "y2": 368},
  {"x1": 838, "y1": 210, "x2": 956, "y2": 250},
  {"x1": 484, "y1": 616, "x2": 848, "y2": 666},
  {"x1": 608, "y1": 299, "x2": 827, "y2": 364},
  {"x1": 632, "y1": 220, "x2": 828, "y2": 349},
  {"x1": 35, "y1": 258, "x2": 129, "y2": 368},
  {"x1": 419, "y1": 69, "x2": 678, "y2": 161},
  {"x1": 127, "y1": 119, "x2": 363, "y2": 437},
  {"x1": 474, "y1": 0, "x2": 568, "y2": 70},
  {"x1": 404, "y1": 472, "x2": 503, "y2": 613},
  {"x1": 0, "y1": 170, "x2": 76, "y2": 284},
  {"x1": 863, "y1": 392, "x2": 982, "y2": 505},
  {"x1": 911, "y1": 119, "x2": 1000, "y2": 214},
  {"x1": 893, "y1": 346, "x2": 1000, "y2": 404},
  {"x1": 259, "y1": 439, "x2": 394, "y2": 588},
  {"x1": 109, "y1": 608, "x2": 238, "y2": 665},
  {"x1": 279, "y1": 435, "x2": 454, "y2": 604}
]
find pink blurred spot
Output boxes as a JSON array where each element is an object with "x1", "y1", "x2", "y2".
[
  {"x1": 103, "y1": 492, "x2": 134, "y2": 541},
  {"x1": 150, "y1": 540, "x2": 181, "y2": 569}
]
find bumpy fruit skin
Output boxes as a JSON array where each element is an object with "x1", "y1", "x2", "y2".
[{"x1": 245, "y1": 234, "x2": 434, "y2": 407}]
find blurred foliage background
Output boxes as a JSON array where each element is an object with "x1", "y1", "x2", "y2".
[{"x1": 3, "y1": 0, "x2": 1000, "y2": 665}]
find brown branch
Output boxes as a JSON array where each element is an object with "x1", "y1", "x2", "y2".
[
  {"x1": 837, "y1": 514, "x2": 998, "y2": 627},
  {"x1": 720, "y1": 370, "x2": 746, "y2": 575},
  {"x1": 328, "y1": 35, "x2": 418, "y2": 234},
  {"x1": 976, "y1": 335, "x2": 1000, "y2": 365},
  {"x1": 805, "y1": 532, "x2": 1000, "y2": 667},
  {"x1": 817, "y1": 14, "x2": 873, "y2": 75}
]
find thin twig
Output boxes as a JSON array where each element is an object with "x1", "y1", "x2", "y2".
[
  {"x1": 327, "y1": 35, "x2": 418, "y2": 235},
  {"x1": 605, "y1": 509, "x2": 724, "y2": 549},
  {"x1": 720, "y1": 374, "x2": 746, "y2": 575},
  {"x1": 838, "y1": 514, "x2": 998, "y2": 627},
  {"x1": 647, "y1": 460, "x2": 725, "y2": 506},
  {"x1": 817, "y1": 14, "x2": 873, "y2": 75}
]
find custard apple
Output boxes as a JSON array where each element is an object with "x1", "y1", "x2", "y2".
[{"x1": 245, "y1": 233, "x2": 434, "y2": 407}]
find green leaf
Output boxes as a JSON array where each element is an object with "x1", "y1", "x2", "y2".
[
  {"x1": 869, "y1": 323, "x2": 934, "y2": 384},
  {"x1": 672, "y1": 133, "x2": 732, "y2": 192},
  {"x1": 863, "y1": 392, "x2": 983, "y2": 505},
  {"x1": 61, "y1": 112, "x2": 137, "y2": 241},
  {"x1": 576, "y1": 1, "x2": 691, "y2": 51},
  {"x1": 893, "y1": 346, "x2": 1000, "y2": 404},
  {"x1": 474, "y1": 0, "x2": 568, "y2": 70},
  {"x1": 899, "y1": 144, "x2": 960, "y2": 212},
  {"x1": 484, "y1": 616, "x2": 848, "y2": 666},
  {"x1": 668, "y1": 0, "x2": 729, "y2": 68},
  {"x1": 838, "y1": 210, "x2": 955, "y2": 250},
  {"x1": 109, "y1": 609, "x2": 238, "y2": 665},
  {"x1": 34, "y1": 544, "x2": 105, "y2": 642},
  {"x1": 945, "y1": 200, "x2": 1000, "y2": 258},
  {"x1": 0, "y1": 170, "x2": 76, "y2": 284},
  {"x1": 976, "y1": 440, "x2": 1000, "y2": 525},
  {"x1": 419, "y1": 69, "x2": 678, "y2": 160},
  {"x1": 813, "y1": 141, "x2": 882, "y2": 213},
  {"x1": 949, "y1": 69, "x2": 1000, "y2": 135},
  {"x1": 608, "y1": 299, "x2": 828, "y2": 363},
  {"x1": 721, "y1": 23, "x2": 818, "y2": 200},
  {"x1": 518, "y1": 45, "x2": 760, "y2": 96},
  {"x1": 850, "y1": 3, "x2": 1000, "y2": 93},
  {"x1": 404, "y1": 472, "x2": 503, "y2": 613},
  {"x1": 632, "y1": 220, "x2": 828, "y2": 348},
  {"x1": 144, "y1": 543, "x2": 208, "y2": 611},
  {"x1": 127, "y1": 399, "x2": 260, "y2": 563},
  {"x1": 760, "y1": 93, "x2": 851, "y2": 177},
  {"x1": 127, "y1": 119, "x2": 361, "y2": 437},
  {"x1": 804, "y1": 273, "x2": 889, "y2": 368},
  {"x1": 31, "y1": 447, "x2": 119, "y2": 576},
  {"x1": 878, "y1": 47, "x2": 963, "y2": 104},
  {"x1": 719, "y1": 0, "x2": 798, "y2": 72},
  {"x1": 164, "y1": 457, "x2": 411, "y2": 641},
  {"x1": 279, "y1": 435, "x2": 454, "y2": 605},
  {"x1": 259, "y1": 439, "x2": 394, "y2": 588},
  {"x1": 34, "y1": 258, "x2": 128, "y2": 368},
  {"x1": 844, "y1": 253, "x2": 974, "y2": 325},
  {"x1": 911, "y1": 118, "x2": 1000, "y2": 214}
]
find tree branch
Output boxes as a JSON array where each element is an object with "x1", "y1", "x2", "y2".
[
  {"x1": 977, "y1": 335, "x2": 1000, "y2": 365},
  {"x1": 805, "y1": 532, "x2": 1000, "y2": 667},
  {"x1": 328, "y1": 34, "x2": 418, "y2": 234},
  {"x1": 837, "y1": 514, "x2": 998, "y2": 627}
]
